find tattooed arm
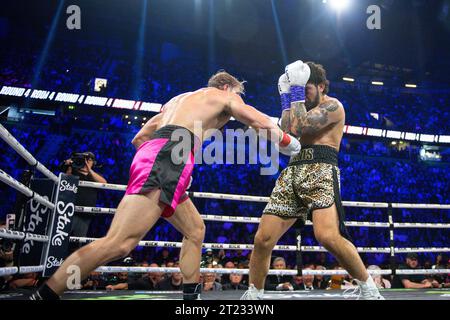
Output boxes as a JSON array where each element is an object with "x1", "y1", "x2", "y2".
[
  {"x1": 280, "y1": 101, "x2": 308, "y2": 135},
  {"x1": 289, "y1": 101, "x2": 308, "y2": 136},
  {"x1": 280, "y1": 109, "x2": 291, "y2": 132},
  {"x1": 290, "y1": 99, "x2": 344, "y2": 137}
]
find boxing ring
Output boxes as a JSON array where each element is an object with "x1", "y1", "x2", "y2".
[{"x1": 0, "y1": 123, "x2": 449, "y2": 300}]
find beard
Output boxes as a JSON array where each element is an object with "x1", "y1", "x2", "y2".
[
  {"x1": 305, "y1": 84, "x2": 321, "y2": 110},
  {"x1": 305, "y1": 94, "x2": 320, "y2": 110}
]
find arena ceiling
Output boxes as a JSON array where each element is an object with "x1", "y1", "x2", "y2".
[{"x1": 1, "y1": 0, "x2": 449, "y2": 83}]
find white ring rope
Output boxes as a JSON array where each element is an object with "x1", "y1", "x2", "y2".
[
  {"x1": 0, "y1": 265, "x2": 45, "y2": 277},
  {"x1": 94, "y1": 267, "x2": 393, "y2": 276},
  {"x1": 79, "y1": 180, "x2": 126, "y2": 191},
  {"x1": 93, "y1": 266, "x2": 449, "y2": 276},
  {"x1": 0, "y1": 169, "x2": 55, "y2": 210},
  {"x1": 74, "y1": 206, "x2": 450, "y2": 229},
  {"x1": 394, "y1": 247, "x2": 450, "y2": 253},
  {"x1": 70, "y1": 237, "x2": 448, "y2": 254},
  {"x1": 0, "y1": 228, "x2": 49, "y2": 242},
  {"x1": 391, "y1": 203, "x2": 450, "y2": 210},
  {"x1": 0, "y1": 124, "x2": 58, "y2": 183},
  {"x1": 393, "y1": 222, "x2": 450, "y2": 229},
  {"x1": 78, "y1": 181, "x2": 450, "y2": 209},
  {"x1": 1, "y1": 265, "x2": 447, "y2": 278},
  {"x1": 0, "y1": 266, "x2": 447, "y2": 277}
]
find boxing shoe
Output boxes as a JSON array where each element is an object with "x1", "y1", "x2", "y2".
[
  {"x1": 29, "y1": 284, "x2": 60, "y2": 300},
  {"x1": 240, "y1": 284, "x2": 264, "y2": 300},
  {"x1": 343, "y1": 276, "x2": 385, "y2": 300}
]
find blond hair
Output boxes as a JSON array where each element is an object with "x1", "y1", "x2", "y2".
[{"x1": 207, "y1": 70, "x2": 245, "y2": 94}]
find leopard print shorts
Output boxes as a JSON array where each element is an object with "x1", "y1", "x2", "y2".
[{"x1": 263, "y1": 163, "x2": 341, "y2": 223}]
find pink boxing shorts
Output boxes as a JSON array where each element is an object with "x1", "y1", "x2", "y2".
[{"x1": 125, "y1": 125, "x2": 200, "y2": 218}]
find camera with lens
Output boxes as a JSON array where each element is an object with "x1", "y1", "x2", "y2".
[
  {"x1": 60, "y1": 152, "x2": 96, "y2": 172},
  {"x1": 71, "y1": 152, "x2": 94, "y2": 170}
]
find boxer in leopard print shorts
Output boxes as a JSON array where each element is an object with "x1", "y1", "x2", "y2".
[{"x1": 242, "y1": 61, "x2": 384, "y2": 300}]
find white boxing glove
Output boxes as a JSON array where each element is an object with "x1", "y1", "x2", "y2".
[
  {"x1": 278, "y1": 73, "x2": 290, "y2": 95},
  {"x1": 277, "y1": 131, "x2": 301, "y2": 156},
  {"x1": 278, "y1": 73, "x2": 291, "y2": 112},
  {"x1": 285, "y1": 60, "x2": 311, "y2": 103}
]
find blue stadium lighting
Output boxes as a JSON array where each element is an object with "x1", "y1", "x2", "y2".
[
  {"x1": 194, "y1": 0, "x2": 202, "y2": 17},
  {"x1": 133, "y1": 0, "x2": 148, "y2": 100},
  {"x1": 270, "y1": 0, "x2": 288, "y2": 66},
  {"x1": 31, "y1": 0, "x2": 65, "y2": 89},
  {"x1": 208, "y1": 0, "x2": 216, "y2": 75}
]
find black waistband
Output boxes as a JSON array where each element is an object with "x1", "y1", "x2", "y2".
[
  {"x1": 288, "y1": 145, "x2": 338, "y2": 166},
  {"x1": 152, "y1": 125, "x2": 201, "y2": 151}
]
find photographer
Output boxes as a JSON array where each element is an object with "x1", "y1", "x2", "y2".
[
  {"x1": 0, "y1": 221, "x2": 14, "y2": 290},
  {"x1": 59, "y1": 152, "x2": 106, "y2": 245}
]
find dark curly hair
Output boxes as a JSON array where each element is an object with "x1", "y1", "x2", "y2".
[{"x1": 306, "y1": 62, "x2": 330, "y2": 95}]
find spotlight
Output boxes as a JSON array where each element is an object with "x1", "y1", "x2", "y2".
[
  {"x1": 405, "y1": 84, "x2": 417, "y2": 88},
  {"x1": 343, "y1": 77, "x2": 355, "y2": 82},
  {"x1": 372, "y1": 81, "x2": 384, "y2": 86},
  {"x1": 329, "y1": 0, "x2": 351, "y2": 11}
]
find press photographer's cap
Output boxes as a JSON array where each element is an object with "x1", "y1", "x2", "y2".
[{"x1": 83, "y1": 151, "x2": 96, "y2": 160}]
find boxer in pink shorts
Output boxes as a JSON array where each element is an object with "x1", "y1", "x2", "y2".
[
  {"x1": 125, "y1": 124, "x2": 200, "y2": 218},
  {"x1": 34, "y1": 71, "x2": 301, "y2": 301}
]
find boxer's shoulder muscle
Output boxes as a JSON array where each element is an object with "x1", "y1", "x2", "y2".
[
  {"x1": 294, "y1": 97, "x2": 343, "y2": 137},
  {"x1": 319, "y1": 97, "x2": 343, "y2": 114}
]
